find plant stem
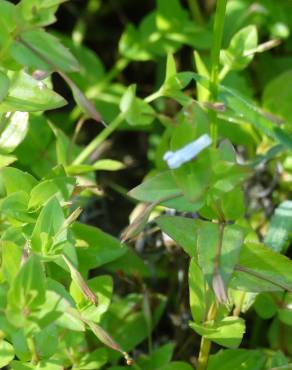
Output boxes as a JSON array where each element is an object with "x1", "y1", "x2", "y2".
[
  {"x1": 209, "y1": 0, "x2": 227, "y2": 147},
  {"x1": 187, "y1": 0, "x2": 205, "y2": 25},
  {"x1": 72, "y1": 113, "x2": 125, "y2": 165},
  {"x1": 197, "y1": 303, "x2": 217, "y2": 370},
  {"x1": 197, "y1": 336, "x2": 212, "y2": 370}
]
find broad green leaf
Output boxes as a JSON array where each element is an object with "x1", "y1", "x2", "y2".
[
  {"x1": 129, "y1": 171, "x2": 203, "y2": 213},
  {"x1": 264, "y1": 201, "x2": 292, "y2": 253},
  {"x1": 190, "y1": 316, "x2": 245, "y2": 348},
  {"x1": 72, "y1": 222, "x2": 127, "y2": 272},
  {"x1": 0, "y1": 71, "x2": 66, "y2": 112},
  {"x1": 31, "y1": 197, "x2": 66, "y2": 255},
  {"x1": 137, "y1": 343, "x2": 174, "y2": 369},
  {"x1": 231, "y1": 242, "x2": 292, "y2": 292},
  {"x1": 0, "y1": 167, "x2": 37, "y2": 195},
  {"x1": 0, "y1": 191, "x2": 34, "y2": 223},
  {"x1": 254, "y1": 293, "x2": 278, "y2": 319},
  {"x1": 0, "y1": 340, "x2": 14, "y2": 368},
  {"x1": 220, "y1": 25, "x2": 258, "y2": 71},
  {"x1": 0, "y1": 71, "x2": 9, "y2": 102},
  {"x1": 11, "y1": 29, "x2": 79, "y2": 72},
  {"x1": 28, "y1": 176, "x2": 75, "y2": 210},
  {"x1": 263, "y1": 70, "x2": 292, "y2": 125},
  {"x1": 156, "y1": 215, "x2": 199, "y2": 257},
  {"x1": 0, "y1": 112, "x2": 29, "y2": 153},
  {"x1": 207, "y1": 349, "x2": 266, "y2": 370},
  {"x1": 7, "y1": 255, "x2": 46, "y2": 314}
]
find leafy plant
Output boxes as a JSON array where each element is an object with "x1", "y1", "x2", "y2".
[{"x1": 1, "y1": 0, "x2": 292, "y2": 369}]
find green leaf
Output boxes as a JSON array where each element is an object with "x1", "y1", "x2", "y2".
[
  {"x1": 71, "y1": 275, "x2": 113, "y2": 323},
  {"x1": 12, "y1": 29, "x2": 79, "y2": 72},
  {"x1": 7, "y1": 255, "x2": 46, "y2": 314},
  {"x1": 220, "y1": 25, "x2": 258, "y2": 71},
  {"x1": 0, "y1": 154, "x2": 16, "y2": 168},
  {"x1": 72, "y1": 222, "x2": 127, "y2": 272},
  {"x1": 207, "y1": 349, "x2": 266, "y2": 370},
  {"x1": 66, "y1": 159, "x2": 125, "y2": 175},
  {"x1": 190, "y1": 316, "x2": 245, "y2": 348},
  {"x1": 120, "y1": 84, "x2": 155, "y2": 126},
  {"x1": 189, "y1": 258, "x2": 208, "y2": 323},
  {"x1": 19, "y1": 0, "x2": 68, "y2": 27},
  {"x1": 28, "y1": 176, "x2": 75, "y2": 210},
  {"x1": 264, "y1": 201, "x2": 292, "y2": 253},
  {"x1": 35, "y1": 324, "x2": 58, "y2": 359},
  {"x1": 73, "y1": 348, "x2": 108, "y2": 370},
  {"x1": 0, "y1": 71, "x2": 66, "y2": 112},
  {"x1": 218, "y1": 83, "x2": 292, "y2": 149},
  {"x1": 254, "y1": 293, "x2": 278, "y2": 319},
  {"x1": 263, "y1": 70, "x2": 292, "y2": 125},
  {"x1": 156, "y1": 0, "x2": 189, "y2": 32},
  {"x1": 0, "y1": 112, "x2": 29, "y2": 153},
  {"x1": 156, "y1": 215, "x2": 199, "y2": 257},
  {"x1": 129, "y1": 171, "x2": 203, "y2": 213},
  {"x1": 137, "y1": 343, "x2": 174, "y2": 370},
  {"x1": 232, "y1": 242, "x2": 292, "y2": 292},
  {"x1": 0, "y1": 71, "x2": 9, "y2": 103},
  {"x1": 1, "y1": 241, "x2": 22, "y2": 283},
  {"x1": 0, "y1": 167, "x2": 37, "y2": 195},
  {"x1": 0, "y1": 340, "x2": 15, "y2": 368},
  {"x1": 197, "y1": 222, "x2": 243, "y2": 288},
  {"x1": 31, "y1": 197, "x2": 66, "y2": 255}
]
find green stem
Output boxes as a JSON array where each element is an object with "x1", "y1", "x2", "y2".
[
  {"x1": 209, "y1": 0, "x2": 227, "y2": 147},
  {"x1": 72, "y1": 113, "x2": 125, "y2": 165},
  {"x1": 197, "y1": 303, "x2": 217, "y2": 370},
  {"x1": 187, "y1": 0, "x2": 205, "y2": 25},
  {"x1": 197, "y1": 336, "x2": 212, "y2": 370}
]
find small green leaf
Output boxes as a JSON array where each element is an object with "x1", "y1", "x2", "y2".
[
  {"x1": 0, "y1": 340, "x2": 15, "y2": 368},
  {"x1": 190, "y1": 316, "x2": 245, "y2": 348},
  {"x1": 0, "y1": 71, "x2": 66, "y2": 112},
  {"x1": 31, "y1": 197, "x2": 66, "y2": 255},
  {"x1": 129, "y1": 171, "x2": 203, "y2": 213},
  {"x1": 28, "y1": 176, "x2": 75, "y2": 210},
  {"x1": 220, "y1": 25, "x2": 258, "y2": 71},
  {"x1": 12, "y1": 29, "x2": 79, "y2": 72},
  {"x1": 0, "y1": 112, "x2": 29, "y2": 153}
]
